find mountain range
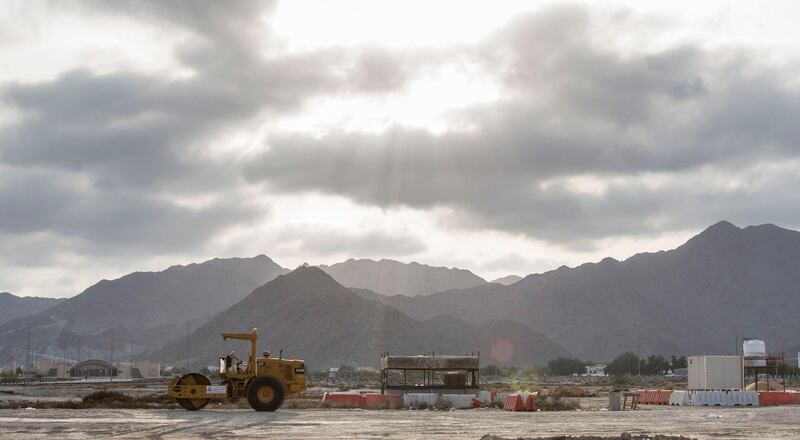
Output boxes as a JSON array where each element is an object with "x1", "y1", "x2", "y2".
[
  {"x1": 361, "y1": 221, "x2": 800, "y2": 360},
  {"x1": 0, "y1": 255, "x2": 288, "y2": 365},
  {"x1": 153, "y1": 266, "x2": 567, "y2": 369},
  {"x1": 318, "y1": 258, "x2": 486, "y2": 296},
  {"x1": 0, "y1": 256, "x2": 494, "y2": 366},
  {"x1": 0, "y1": 292, "x2": 62, "y2": 326},
  {"x1": 490, "y1": 275, "x2": 523, "y2": 286},
  {"x1": 1, "y1": 220, "x2": 798, "y2": 370}
]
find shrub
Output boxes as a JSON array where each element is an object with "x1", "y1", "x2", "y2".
[
  {"x1": 82, "y1": 391, "x2": 134, "y2": 405},
  {"x1": 535, "y1": 394, "x2": 579, "y2": 411}
]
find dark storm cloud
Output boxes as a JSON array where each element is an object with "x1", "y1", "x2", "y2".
[{"x1": 244, "y1": 5, "x2": 800, "y2": 246}]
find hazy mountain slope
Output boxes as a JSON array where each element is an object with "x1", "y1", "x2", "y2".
[
  {"x1": 320, "y1": 258, "x2": 486, "y2": 296},
  {"x1": 491, "y1": 275, "x2": 523, "y2": 285},
  {"x1": 154, "y1": 267, "x2": 567, "y2": 369},
  {"x1": 0, "y1": 255, "x2": 288, "y2": 365},
  {"x1": 369, "y1": 222, "x2": 800, "y2": 361},
  {"x1": 0, "y1": 292, "x2": 62, "y2": 325}
]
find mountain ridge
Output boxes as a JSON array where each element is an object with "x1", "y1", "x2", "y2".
[
  {"x1": 152, "y1": 266, "x2": 568, "y2": 369},
  {"x1": 362, "y1": 221, "x2": 800, "y2": 360},
  {"x1": 319, "y1": 258, "x2": 487, "y2": 296},
  {"x1": 0, "y1": 292, "x2": 63, "y2": 326}
]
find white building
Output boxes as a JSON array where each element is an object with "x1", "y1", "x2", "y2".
[
  {"x1": 117, "y1": 361, "x2": 161, "y2": 378},
  {"x1": 584, "y1": 364, "x2": 607, "y2": 376}
]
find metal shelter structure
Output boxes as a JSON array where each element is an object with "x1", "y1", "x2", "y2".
[
  {"x1": 380, "y1": 353, "x2": 480, "y2": 395},
  {"x1": 69, "y1": 359, "x2": 117, "y2": 377},
  {"x1": 744, "y1": 353, "x2": 786, "y2": 391}
]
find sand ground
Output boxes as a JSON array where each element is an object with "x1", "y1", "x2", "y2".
[{"x1": 1, "y1": 406, "x2": 799, "y2": 439}]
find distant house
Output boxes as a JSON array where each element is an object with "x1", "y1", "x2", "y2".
[
  {"x1": 670, "y1": 367, "x2": 688, "y2": 377},
  {"x1": 584, "y1": 364, "x2": 606, "y2": 376}
]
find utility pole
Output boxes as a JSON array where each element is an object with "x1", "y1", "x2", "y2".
[
  {"x1": 186, "y1": 321, "x2": 191, "y2": 372},
  {"x1": 637, "y1": 320, "x2": 642, "y2": 376},
  {"x1": 130, "y1": 342, "x2": 134, "y2": 379},
  {"x1": 26, "y1": 329, "x2": 31, "y2": 383},
  {"x1": 110, "y1": 328, "x2": 114, "y2": 383},
  {"x1": 76, "y1": 337, "x2": 81, "y2": 379}
]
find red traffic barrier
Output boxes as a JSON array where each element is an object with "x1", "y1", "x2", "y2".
[
  {"x1": 503, "y1": 394, "x2": 525, "y2": 411},
  {"x1": 759, "y1": 392, "x2": 800, "y2": 406},
  {"x1": 322, "y1": 392, "x2": 366, "y2": 408},
  {"x1": 525, "y1": 394, "x2": 538, "y2": 411},
  {"x1": 472, "y1": 398, "x2": 483, "y2": 409},
  {"x1": 364, "y1": 393, "x2": 403, "y2": 409},
  {"x1": 653, "y1": 390, "x2": 672, "y2": 405},
  {"x1": 637, "y1": 390, "x2": 672, "y2": 405}
]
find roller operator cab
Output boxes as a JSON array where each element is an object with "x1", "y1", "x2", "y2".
[{"x1": 167, "y1": 328, "x2": 306, "y2": 411}]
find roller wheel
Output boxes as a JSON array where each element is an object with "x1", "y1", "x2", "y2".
[
  {"x1": 246, "y1": 375, "x2": 285, "y2": 412},
  {"x1": 175, "y1": 372, "x2": 211, "y2": 411}
]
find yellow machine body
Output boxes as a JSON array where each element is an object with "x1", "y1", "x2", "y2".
[{"x1": 167, "y1": 328, "x2": 306, "y2": 411}]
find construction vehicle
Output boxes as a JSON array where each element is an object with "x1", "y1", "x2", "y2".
[{"x1": 167, "y1": 328, "x2": 306, "y2": 411}]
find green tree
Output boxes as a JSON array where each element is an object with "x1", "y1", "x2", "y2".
[
  {"x1": 335, "y1": 365, "x2": 357, "y2": 379},
  {"x1": 480, "y1": 364, "x2": 502, "y2": 376},
  {"x1": 511, "y1": 367, "x2": 540, "y2": 392},
  {"x1": 641, "y1": 355, "x2": 669, "y2": 375},
  {"x1": 605, "y1": 352, "x2": 639, "y2": 376},
  {"x1": 546, "y1": 357, "x2": 587, "y2": 376},
  {"x1": 670, "y1": 355, "x2": 687, "y2": 370}
]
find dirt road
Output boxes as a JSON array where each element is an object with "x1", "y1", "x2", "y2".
[{"x1": 1, "y1": 406, "x2": 799, "y2": 439}]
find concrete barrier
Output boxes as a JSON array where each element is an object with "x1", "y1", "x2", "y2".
[
  {"x1": 728, "y1": 391, "x2": 759, "y2": 406},
  {"x1": 479, "y1": 390, "x2": 493, "y2": 405},
  {"x1": 669, "y1": 390, "x2": 690, "y2": 406},
  {"x1": 693, "y1": 391, "x2": 724, "y2": 406},
  {"x1": 403, "y1": 393, "x2": 437, "y2": 407},
  {"x1": 692, "y1": 390, "x2": 758, "y2": 406}
]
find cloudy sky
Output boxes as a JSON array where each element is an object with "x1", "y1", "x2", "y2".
[{"x1": 2, "y1": 0, "x2": 800, "y2": 298}]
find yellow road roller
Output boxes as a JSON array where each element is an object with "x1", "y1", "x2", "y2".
[{"x1": 167, "y1": 328, "x2": 306, "y2": 411}]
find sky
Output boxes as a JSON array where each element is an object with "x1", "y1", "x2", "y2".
[{"x1": 1, "y1": 0, "x2": 800, "y2": 298}]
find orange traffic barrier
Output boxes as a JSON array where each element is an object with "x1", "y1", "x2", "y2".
[
  {"x1": 364, "y1": 393, "x2": 403, "y2": 409},
  {"x1": 654, "y1": 390, "x2": 672, "y2": 405},
  {"x1": 503, "y1": 394, "x2": 525, "y2": 411},
  {"x1": 525, "y1": 394, "x2": 538, "y2": 411},
  {"x1": 759, "y1": 392, "x2": 800, "y2": 406},
  {"x1": 322, "y1": 392, "x2": 366, "y2": 408},
  {"x1": 637, "y1": 390, "x2": 672, "y2": 405}
]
